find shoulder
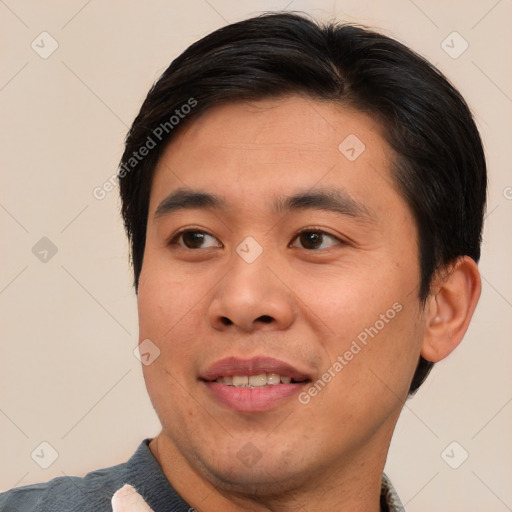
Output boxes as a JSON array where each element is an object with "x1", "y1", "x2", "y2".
[{"x1": 0, "y1": 461, "x2": 126, "y2": 512}]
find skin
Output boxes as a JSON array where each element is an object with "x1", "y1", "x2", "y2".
[{"x1": 137, "y1": 95, "x2": 481, "y2": 511}]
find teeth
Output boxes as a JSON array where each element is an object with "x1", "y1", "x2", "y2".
[
  {"x1": 248, "y1": 374, "x2": 267, "y2": 387},
  {"x1": 232, "y1": 375, "x2": 249, "y2": 387},
  {"x1": 267, "y1": 373, "x2": 280, "y2": 385},
  {"x1": 215, "y1": 373, "x2": 297, "y2": 388}
]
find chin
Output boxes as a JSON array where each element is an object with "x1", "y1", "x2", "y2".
[{"x1": 201, "y1": 457, "x2": 307, "y2": 498}]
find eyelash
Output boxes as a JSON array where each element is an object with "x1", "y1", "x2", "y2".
[
  {"x1": 291, "y1": 228, "x2": 342, "y2": 250},
  {"x1": 169, "y1": 227, "x2": 343, "y2": 250},
  {"x1": 169, "y1": 228, "x2": 221, "y2": 250}
]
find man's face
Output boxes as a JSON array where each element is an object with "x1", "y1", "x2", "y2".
[{"x1": 138, "y1": 95, "x2": 427, "y2": 491}]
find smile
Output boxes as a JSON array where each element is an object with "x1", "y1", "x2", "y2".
[
  {"x1": 201, "y1": 357, "x2": 312, "y2": 412},
  {"x1": 216, "y1": 373, "x2": 296, "y2": 387}
]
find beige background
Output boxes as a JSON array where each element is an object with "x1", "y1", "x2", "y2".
[{"x1": 1, "y1": 1, "x2": 511, "y2": 510}]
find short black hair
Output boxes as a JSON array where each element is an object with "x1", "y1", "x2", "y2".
[{"x1": 118, "y1": 12, "x2": 487, "y2": 394}]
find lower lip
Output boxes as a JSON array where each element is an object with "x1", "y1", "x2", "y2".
[{"x1": 203, "y1": 381, "x2": 307, "y2": 412}]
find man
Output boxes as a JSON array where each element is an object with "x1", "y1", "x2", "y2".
[{"x1": 1, "y1": 11, "x2": 485, "y2": 512}]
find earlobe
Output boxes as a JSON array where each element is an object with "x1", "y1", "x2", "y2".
[{"x1": 420, "y1": 256, "x2": 481, "y2": 363}]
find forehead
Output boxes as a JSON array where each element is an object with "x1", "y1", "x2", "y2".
[{"x1": 149, "y1": 95, "x2": 401, "y2": 220}]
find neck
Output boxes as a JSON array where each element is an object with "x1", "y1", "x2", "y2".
[{"x1": 149, "y1": 431, "x2": 391, "y2": 512}]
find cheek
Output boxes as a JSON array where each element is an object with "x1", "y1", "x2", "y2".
[
  {"x1": 300, "y1": 263, "x2": 423, "y2": 397},
  {"x1": 137, "y1": 258, "x2": 202, "y2": 336},
  {"x1": 288, "y1": 264, "x2": 403, "y2": 342},
  {"x1": 342, "y1": 299, "x2": 423, "y2": 403},
  {"x1": 137, "y1": 263, "x2": 205, "y2": 418},
  {"x1": 137, "y1": 260, "x2": 212, "y2": 387}
]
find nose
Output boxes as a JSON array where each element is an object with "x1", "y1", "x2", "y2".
[{"x1": 208, "y1": 255, "x2": 295, "y2": 333}]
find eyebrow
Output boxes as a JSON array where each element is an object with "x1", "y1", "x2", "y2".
[
  {"x1": 273, "y1": 189, "x2": 375, "y2": 223},
  {"x1": 153, "y1": 187, "x2": 375, "y2": 223},
  {"x1": 154, "y1": 188, "x2": 226, "y2": 220}
]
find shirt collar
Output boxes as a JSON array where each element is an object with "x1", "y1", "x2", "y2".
[{"x1": 381, "y1": 473, "x2": 406, "y2": 512}]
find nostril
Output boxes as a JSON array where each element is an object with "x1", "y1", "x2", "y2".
[
  {"x1": 221, "y1": 317, "x2": 233, "y2": 326},
  {"x1": 257, "y1": 315, "x2": 273, "y2": 323}
]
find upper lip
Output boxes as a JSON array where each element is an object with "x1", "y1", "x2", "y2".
[{"x1": 200, "y1": 356, "x2": 312, "y2": 382}]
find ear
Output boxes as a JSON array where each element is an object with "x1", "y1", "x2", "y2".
[{"x1": 421, "y1": 256, "x2": 481, "y2": 363}]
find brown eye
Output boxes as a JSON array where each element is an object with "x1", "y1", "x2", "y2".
[
  {"x1": 291, "y1": 231, "x2": 340, "y2": 250},
  {"x1": 174, "y1": 230, "x2": 221, "y2": 249}
]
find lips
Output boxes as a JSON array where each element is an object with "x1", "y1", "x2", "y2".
[
  {"x1": 200, "y1": 356, "x2": 311, "y2": 382},
  {"x1": 200, "y1": 356, "x2": 312, "y2": 412}
]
